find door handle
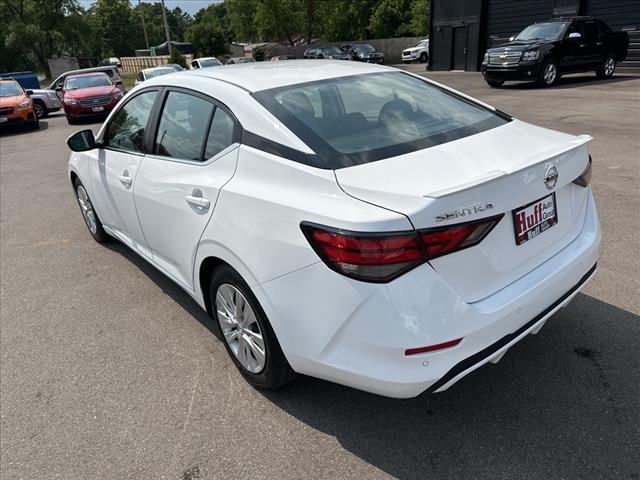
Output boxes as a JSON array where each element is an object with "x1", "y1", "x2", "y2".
[
  {"x1": 185, "y1": 190, "x2": 210, "y2": 209},
  {"x1": 119, "y1": 171, "x2": 132, "y2": 187}
]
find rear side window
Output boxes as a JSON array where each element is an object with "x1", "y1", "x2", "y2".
[
  {"x1": 204, "y1": 108, "x2": 236, "y2": 159},
  {"x1": 154, "y1": 91, "x2": 213, "y2": 161},
  {"x1": 253, "y1": 72, "x2": 508, "y2": 168},
  {"x1": 106, "y1": 90, "x2": 158, "y2": 153},
  {"x1": 583, "y1": 22, "x2": 598, "y2": 42}
]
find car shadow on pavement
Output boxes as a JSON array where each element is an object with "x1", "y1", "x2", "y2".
[
  {"x1": 96, "y1": 242, "x2": 640, "y2": 478},
  {"x1": 0, "y1": 121, "x2": 49, "y2": 137},
  {"x1": 258, "y1": 293, "x2": 640, "y2": 479},
  {"x1": 500, "y1": 74, "x2": 640, "y2": 90}
]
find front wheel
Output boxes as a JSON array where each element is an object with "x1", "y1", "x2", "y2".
[
  {"x1": 596, "y1": 55, "x2": 616, "y2": 79},
  {"x1": 419, "y1": 52, "x2": 428, "y2": 63},
  {"x1": 538, "y1": 60, "x2": 559, "y2": 87},
  {"x1": 486, "y1": 80, "x2": 504, "y2": 88},
  {"x1": 74, "y1": 178, "x2": 110, "y2": 243},
  {"x1": 211, "y1": 265, "x2": 295, "y2": 390}
]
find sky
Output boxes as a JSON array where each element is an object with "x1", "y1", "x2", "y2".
[{"x1": 78, "y1": 0, "x2": 223, "y2": 16}]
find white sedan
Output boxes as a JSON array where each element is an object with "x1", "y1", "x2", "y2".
[{"x1": 66, "y1": 61, "x2": 600, "y2": 398}]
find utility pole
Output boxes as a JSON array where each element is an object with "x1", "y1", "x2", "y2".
[
  {"x1": 138, "y1": 0, "x2": 149, "y2": 50},
  {"x1": 160, "y1": 0, "x2": 172, "y2": 55}
]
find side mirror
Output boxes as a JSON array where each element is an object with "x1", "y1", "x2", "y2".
[
  {"x1": 509, "y1": 36, "x2": 515, "y2": 42},
  {"x1": 569, "y1": 32, "x2": 582, "y2": 39},
  {"x1": 67, "y1": 129, "x2": 97, "y2": 152},
  {"x1": 25, "y1": 89, "x2": 33, "y2": 96}
]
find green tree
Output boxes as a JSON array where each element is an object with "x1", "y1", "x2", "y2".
[
  {"x1": 168, "y1": 47, "x2": 187, "y2": 68},
  {"x1": 88, "y1": 0, "x2": 138, "y2": 58},
  {"x1": 226, "y1": 0, "x2": 259, "y2": 43},
  {"x1": 409, "y1": 0, "x2": 430, "y2": 37},
  {"x1": 369, "y1": 0, "x2": 413, "y2": 39},
  {"x1": 185, "y1": 22, "x2": 229, "y2": 57},
  {"x1": 317, "y1": 0, "x2": 376, "y2": 41},
  {"x1": 1, "y1": 0, "x2": 90, "y2": 75}
]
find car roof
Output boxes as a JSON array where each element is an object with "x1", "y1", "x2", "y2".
[
  {"x1": 66, "y1": 72, "x2": 109, "y2": 80},
  {"x1": 143, "y1": 66, "x2": 174, "y2": 72},
  {"x1": 174, "y1": 60, "x2": 393, "y2": 92}
]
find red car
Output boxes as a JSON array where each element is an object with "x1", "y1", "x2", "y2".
[{"x1": 60, "y1": 72, "x2": 124, "y2": 124}]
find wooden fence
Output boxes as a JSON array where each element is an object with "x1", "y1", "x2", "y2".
[{"x1": 120, "y1": 55, "x2": 194, "y2": 73}]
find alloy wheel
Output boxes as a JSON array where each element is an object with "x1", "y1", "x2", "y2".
[
  {"x1": 604, "y1": 57, "x2": 615, "y2": 77},
  {"x1": 33, "y1": 102, "x2": 44, "y2": 118},
  {"x1": 76, "y1": 185, "x2": 98, "y2": 234},
  {"x1": 216, "y1": 284, "x2": 266, "y2": 373},
  {"x1": 543, "y1": 63, "x2": 557, "y2": 85}
]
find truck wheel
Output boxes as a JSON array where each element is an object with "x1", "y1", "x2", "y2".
[
  {"x1": 596, "y1": 55, "x2": 616, "y2": 79},
  {"x1": 32, "y1": 100, "x2": 48, "y2": 119},
  {"x1": 419, "y1": 52, "x2": 428, "y2": 63},
  {"x1": 538, "y1": 60, "x2": 559, "y2": 87},
  {"x1": 486, "y1": 80, "x2": 504, "y2": 88}
]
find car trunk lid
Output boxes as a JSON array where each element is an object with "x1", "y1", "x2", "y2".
[{"x1": 334, "y1": 120, "x2": 592, "y2": 302}]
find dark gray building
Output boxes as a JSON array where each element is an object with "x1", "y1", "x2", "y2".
[{"x1": 428, "y1": 0, "x2": 640, "y2": 72}]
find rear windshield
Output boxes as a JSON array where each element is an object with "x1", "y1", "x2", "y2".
[
  {"x1": 253, "y1": 72, "x2": 509, "y2": 169},
  {"x1": 66, "y1": 74, "x2": 112, "y2": 90}
]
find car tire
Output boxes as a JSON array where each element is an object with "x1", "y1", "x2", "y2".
[
  {"x1": 32, "y1": 100, "x2": 48, "y2": 119},
  {"x1": 419, "y1": 52, "x2": 428, "y2": 63},
  {"x1": 74, "y1": 178, "x2": 110, "y2": 243},
  {"x1": 210, "y1": 264, "x2": 296, "y2": 390},
  {"x1": 596, "y1": 55, "x2": 616, "y2": 79},
  {"x1": 486, "y1": 80, "x2": 504, "y2": 88},
  {"x1": 538, "y1": 59, "x2": 559, "y2": 87},
  {"x1": 67, "y1": 116, "x2": 76, "y2": 125}
]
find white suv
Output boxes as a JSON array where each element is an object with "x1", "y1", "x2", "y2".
[
  {"x1": 402, "y1": 38, "x2": 429, "y2": 63},
  {"x1": 67, "y1": 61, "x2": 599, "y2": 398}
]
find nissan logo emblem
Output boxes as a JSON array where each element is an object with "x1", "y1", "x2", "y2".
[{"x1": 544, "y1": 165, "x2": 559, "y2": 190}]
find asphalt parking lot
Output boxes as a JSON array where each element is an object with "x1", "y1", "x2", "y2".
[{"x1": 1, "y1": 69, "x2": 639, "y2": 480}]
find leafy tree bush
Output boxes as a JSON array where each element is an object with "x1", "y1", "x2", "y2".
[{"x1": 168, "y1": 48, "x2": 187, "y2": 68}]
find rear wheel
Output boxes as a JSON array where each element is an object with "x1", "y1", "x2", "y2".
[
  {"x1": 74, "y1": 178, "x2": 110, "y2": 243},
  {"x1": 32, "y1": 100, "x2": 48, "y2": 119},
  {"x1": 210, "y1": 265, "x2": 295, "y2": 390},
  {"x1": 486, "y1": 80, "x2": 504, "y2": 88},
  {"x1": 419, "y1": 52, "x2": 428, "y2": 63},
  {"x1": 596, "y1": 55, "x2": 616, "y2": 79},
  {"x1": 538, "y1": 60, "x2": 559, "y2": 87}
]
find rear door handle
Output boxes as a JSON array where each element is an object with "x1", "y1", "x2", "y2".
[
  {"x1": 185, "y1": 189, "x2": 210, "y2": 209},
  {"x1": 119, "y1": 171, "x2": 132, "y2": 187}
]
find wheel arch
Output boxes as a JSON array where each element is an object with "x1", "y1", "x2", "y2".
[{"x1": 195, "y1": 241, "x2": 261, "y2": 317}]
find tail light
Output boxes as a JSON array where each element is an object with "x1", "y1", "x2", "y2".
[
  {"x1": 573, "y1": 156, "x2": 592, "y2": 187},
  {"x1": 420, "y1": 214, "x2": 504, "y2": 260},
  {"x1": 301, "y1": 214, "x2": 503, "y2": 282}
]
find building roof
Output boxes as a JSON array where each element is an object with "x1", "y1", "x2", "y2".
[{"x1": 179, "y1": 59, "x2": 394, "y2": 92}]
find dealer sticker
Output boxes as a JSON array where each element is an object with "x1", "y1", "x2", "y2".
[{"x1": 513, "y1": 193, "x2": 558, "y2": 245}]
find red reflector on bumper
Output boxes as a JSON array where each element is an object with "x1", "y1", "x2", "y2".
[{"x1": 405, "y1": 338, "x2": 463, "y2": 356}]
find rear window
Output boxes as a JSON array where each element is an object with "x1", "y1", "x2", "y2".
[{"x1": 253, "y1": 72, "x2": 509, "y2": 169}]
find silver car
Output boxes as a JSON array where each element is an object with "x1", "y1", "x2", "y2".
[{"x1": 27, "y1": 89, "x2": 62, "y2": 118}]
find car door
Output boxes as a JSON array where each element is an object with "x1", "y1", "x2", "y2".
[
  {"x1": 90, "y1": 89, "x2": 159, "y2": 258},
  {"x1": 133, "y1": 88, "x2": 240, "y2": 290},
  {"x1": 562, "y1": 22, "x2": 589, "y2": 72}
]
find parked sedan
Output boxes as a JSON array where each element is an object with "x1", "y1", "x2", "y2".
[
  {"x1": 67, "y1": 60, "x2": 599, "y2": 398},
  {"x1": 226, "y1": 57, "x2": 255, "y2": 64},
  {"x1": 61, "y1": 72, "x2": 124, "y2": 124},
  {"x1": 315, "y1": 46, "x2": 351, "y2": 60},
  {"x1": 190, "y1": 57, "x2": 223, "y2": 69},
  {"x1": 135, "y1": 66, "x2": 175, "y2": 86}
]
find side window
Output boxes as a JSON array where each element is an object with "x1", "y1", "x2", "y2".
[
  {"x1": 106, "y1": 90, "x2": 158, "y2": 153},
  {"x1": 597, "y1": 20, "x2": 611, "y2": 36},
  {"x1": 154, "y1": 91, "x2": 214, "y2": 161},
  {"x1": 583, "y1": 22, "x2": 598, "y2": 42},
  {"x1": 204, "y1": 108, "x2": 236, "y2": 159},
  {"x1": 566, "y1": 22, "x2": 583, "y2": 38},
  {"x1": 136, "y1": 72, "x2": 143, "y2": 82}
]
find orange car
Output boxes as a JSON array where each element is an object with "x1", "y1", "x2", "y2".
[{"x1": 0, "y1": 79, "x2": 39, "y2": 130}]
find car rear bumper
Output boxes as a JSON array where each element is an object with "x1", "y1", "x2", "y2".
[
  {"x1": 255, "y1": 189, "x2": 600, "y2": 398},
  {"x1": 482, "y1": 62, "x2": 542, "y2": 81}
]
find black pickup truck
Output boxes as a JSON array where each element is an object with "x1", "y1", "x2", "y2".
[{"x1": 482, "y1": 17, "x2": 629, "y2": 87}]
